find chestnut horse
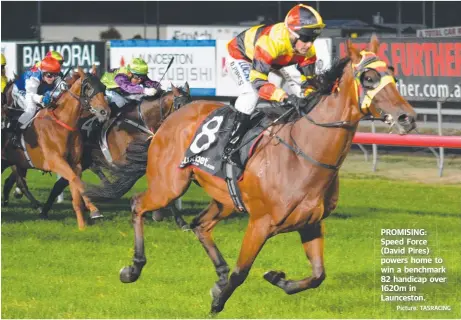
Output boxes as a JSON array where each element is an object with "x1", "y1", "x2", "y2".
[
  {"x1": 3, "y1": 75, "x2": 191, "y2": 228},
  {"x1": 2, "y1": 68, "x2": 111, "y2": 230},
  {"x1": 39, "y1": 83, "x2": 192, "y2": 222},
  {"x1": 90, "y1": 37, "x2": 417, "y2": 312}
]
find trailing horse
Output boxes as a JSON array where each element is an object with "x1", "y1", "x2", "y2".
[{"x1": 2, "y1": 68, "x2": 111, "y2": 230}]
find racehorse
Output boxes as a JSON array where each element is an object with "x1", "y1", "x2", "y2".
[
  {"x1": 2, "y1": 82, "x2": 192, "y2": 227},
  {"x1": 39, "y1": 83, "x2": 192, "y2": 224},
  {"x1": 2, "y1": 68, "x2": 111, "y2": 230},
  {"x1": 87, "y1": 36, "x2": 417, "y2": 312},
  {"x1": 1, "y1": 68, "x2": 97, "y2": 208}
]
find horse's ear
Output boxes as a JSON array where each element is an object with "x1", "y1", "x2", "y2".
[
  {"x1": 77, "y1": 67, "x2": 85, "y2": 78},
  {"x1": 369, "y1": 33, "x2": 379, "y2": 54},
  {"x1": 91, "y1": 64, "x2": 97, "y2": 76},
  {"x1": 346, "y1": 39, "x2": 361, "y2": 64},
  {"x1": 171, "y1": 82, "x2": 179, "y2": 95},
  {"x1": 184, "y1": 81, "x2": 190, "y2": 93}
]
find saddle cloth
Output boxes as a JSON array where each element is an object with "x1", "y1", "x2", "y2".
[{"x1": 179, "y1": 105, "x2": 271, "y2": 180}]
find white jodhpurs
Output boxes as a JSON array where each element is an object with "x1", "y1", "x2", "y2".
[
  {"x1": 13, "y1": 86, "x2": 37, "y2": 128},
  {"x1": 105, "y1": 90, "x2": 128, "y2": 108},
  {"x1": 226, "y1": 54, "x2": 303, "y2": 115},
  {"x1": 225, "y1": 55, "x2": 258, "y2": 115}
]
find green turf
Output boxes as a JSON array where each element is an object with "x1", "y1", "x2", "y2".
[{"x1": 1, "y1": 168, "x2": 460, "y2": 319}]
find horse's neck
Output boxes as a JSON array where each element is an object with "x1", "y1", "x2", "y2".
[
  {"x1": 294, "y1": 65, "x2": 359, "y2": 168},
  {"x1": 142, "y1": 94, "x2": 172, "y2": 129},
  {"x1": 53, "y1": 90, "x2": 82, "y2": 127}
]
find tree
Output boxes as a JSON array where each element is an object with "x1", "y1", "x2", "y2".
[{"x1": 100, "y1": 26, "x2": 122, "y2": 40}]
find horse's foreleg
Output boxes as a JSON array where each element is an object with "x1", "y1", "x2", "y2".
[
  {"x1": 40, "y1": 176, "x2": 69, "y2": 218},
  {"x1": 2, "y1": 171, "x2": 16, "y2": 206},
  {"x1": 119, "y1": 161, "x2": 192, "y2": 283},
  {"x1": 211, "y1": 216, "x2": 271, "y2": 314},
  {"x1": 264, "y1": 221, "x2": 326, "y2": 294},
  {"x1": 68, "y1": 162, "x2": 102, "y2": 219},
  {"x1": 14, "y1": 167, "x2": 42, "y2": 210},
  {"x1": 47, "y1": 157, "x2": 87, "y2": 229},
  {"x1": 191, "y1": 200, "x2": 234, "y2": 297}
]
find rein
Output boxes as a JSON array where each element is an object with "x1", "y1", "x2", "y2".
[
  {"x1": 44, "y1": 77, "x2": 101, "y2": 132},
  {"x1": 270, "y1": 58, "x2": 390, "y2": 171}
]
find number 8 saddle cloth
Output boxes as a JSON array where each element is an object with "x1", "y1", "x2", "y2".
[{"x1": 179, "y1": 105, "x2": 270, "y2": 181}]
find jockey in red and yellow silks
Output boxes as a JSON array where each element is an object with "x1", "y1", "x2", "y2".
[{"x1": 222, "y1": 4, "x2": 326, "y2": 164}]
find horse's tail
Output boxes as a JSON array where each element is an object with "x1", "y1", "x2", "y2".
[{"x1": 85, "y1": 137, "x2": 149, "y2": 201}]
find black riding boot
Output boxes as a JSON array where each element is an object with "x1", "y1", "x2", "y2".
[
  {"x1": 222, "y1": 111, "x2": 251, "y2": 166},
  {"x1": 9, "y1": 120, "x2": 23, "y2": 149}
]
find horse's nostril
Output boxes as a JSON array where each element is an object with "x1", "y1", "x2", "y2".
[{"x1": 100, "y1": 110, "x2": 107, "y2": 116}]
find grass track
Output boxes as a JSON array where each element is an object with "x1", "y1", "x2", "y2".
[{"x1": 1, "y1": 158, "x2": 460, "y2": 319}]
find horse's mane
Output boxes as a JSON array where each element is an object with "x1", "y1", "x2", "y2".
[
  {"x1": 300, "y1": 57, "x2": 351, "y2": 113},
  {"x1": 264, "y1": 57, "x2": 351, "y2": 122}
]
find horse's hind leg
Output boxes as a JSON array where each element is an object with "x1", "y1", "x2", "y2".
[
  {"x1": 263, "y1": 221, "x2": 326, "y2": 294},
  {"x1": 40, "y1": 176, "x2": 69, "y2": 219},
  {"x1": 170, "y1": 201, "x2": 190, "y2": 231},
  {"x1": 190, "y1": 200, "x2": 234, "y2": 298}
]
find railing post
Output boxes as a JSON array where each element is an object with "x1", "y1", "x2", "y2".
[
  {"x1": 371, "y1": 121, "x2": 378, "y2": 172},
  {"x1": 437, "y1": 102, "x2": 444, "y2": 177}
]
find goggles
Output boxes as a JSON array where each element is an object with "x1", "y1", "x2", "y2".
[
  {"x1": 132, "y1": 74, "x2": 147, "y2": 81},
  {"x1": 44, "y1": 72, "x2": 59, "y2": 79}
]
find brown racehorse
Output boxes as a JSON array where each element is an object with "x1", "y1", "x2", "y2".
[
  {"x1": 1, "y1": 69, "x2": 96, "y2": 208},
  {"x1": 2, "y1": 81, "x2": 191, "y2": 228},
  {"x1": 2, "y1": 68, "x2": 111, "y2": 230},
  {"x1": 89, "y1": 36, "x2": 417, "y2": 313}
]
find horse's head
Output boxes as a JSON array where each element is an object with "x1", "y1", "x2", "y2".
[
  {"x1": 67, "y1": 67, "x2": 110, "y2": 122},
  {"x1": 171, "y1": 82, "x2": 192, "y2": 111},
  {"x1": 347, "y1": 35, "x2": 416, "y2": 134}
]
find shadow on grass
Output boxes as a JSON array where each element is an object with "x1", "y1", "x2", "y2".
[{"x1": 2, "y1": 194, "x2": 456, "y2": 226}]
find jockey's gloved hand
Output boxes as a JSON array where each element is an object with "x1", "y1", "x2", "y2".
[
  {"x1": 284, "y1": 94, "x2": 304, "y2": 115},
  {"x1": 41, "y1": 92, "x2": 52, "y2": 107},
  {"x1": 143, "y1": 88, "x2": 157, "y2": 96}
]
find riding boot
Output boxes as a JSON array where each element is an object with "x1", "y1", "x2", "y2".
[
  {"x1": 9, "y1": 120, "x2": 23, "y2": 149},
  {"x1": 222, "y1": 111, "x2": 252, "y2": 166}
]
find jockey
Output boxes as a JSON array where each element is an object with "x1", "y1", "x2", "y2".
[
  {"x1": 222, "y1": 4, "x2": 325, "y2": 163},
  {"x1": 33, "y1": 51, "x2": 67, "y2": 97},
  {"x1": 102, "y1": 58, "x2": 160, "y2": 111},
  {"x1": 34, "y1": 51, "x2": 64, "y2": 69},
  {"x1": 9, "y1": 56, "x2": 62, "y2": 147},
  {"x1": 1, "y1": 53, "x2": 7, "y2": 94}
]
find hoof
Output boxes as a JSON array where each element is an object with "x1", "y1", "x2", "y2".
[
  {"x1": 210, "y1": 299, "x2": 224, "y2": 315},
  {"x1": 181, "y1": 224, "x2": 191, "y2": 232},
  {"x1": 263, "y1": 270, "x2": 286, "y2": 285},
  {"x1": 2, "y1": 200, "x2": 8, "y2": 207},
  {"x1": 38, "y1": 212, "x2": 48, "y2": 220},
  {"x1": 90, "y1": 211, "x2": 104, "y2": 220},
  {"x1": 152, "y1": 211, "x2": 164, "y2": 222},
  {"x1": 119, "y1": 266, "x2": 140, "y2": 283}
]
